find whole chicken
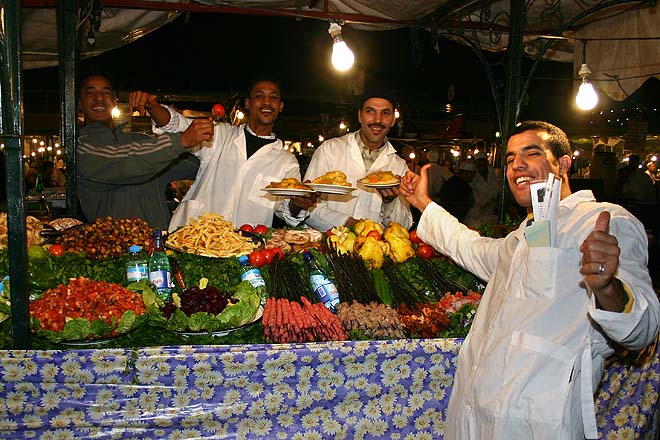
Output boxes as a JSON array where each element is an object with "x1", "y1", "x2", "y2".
[{"x1": 384, "y1": 222, "x2": 415, "y2": 263}]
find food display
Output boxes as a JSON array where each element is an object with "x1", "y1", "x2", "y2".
[
  {"x1": 0, "y1": 213, "x2": 45, "y2": 248},
  {"x1": 29, "y1": 277, "x2": 147, "y2": 341},
  {"x1": 167, "y1": 212, "x2": 259, "y2": 257},
  {"x1": 265, "y1": 228, "x2": 323, "y2": 253},
  {"x1": 311, "y1": 171, "x2": 352, "y2": 186},
  {"x1": 265, "y1": 178, "x2": 312, "y2": 190},
  {"x1": 55, "y1": 216, "x2": 154, "y2": 260}
]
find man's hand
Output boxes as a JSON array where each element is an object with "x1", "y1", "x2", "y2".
[
  {"x1": 289, "y1": 193, "x2": 318, "y2": 216},
  {"x1": 180, "y1": 118, "x2": 214, "y2": 148},
  {"x1": 401, "y1": 166, "x2": 433, "y2": 212},
  {"x1": 579, "y1": 211, "x2": 627, "y2": 312},
  {"x1": 128, "y1": 91, "x2": 159, "y2": 116},
  {"x1": 377, "y1": 186, "x2": 399, "y2": 203}
]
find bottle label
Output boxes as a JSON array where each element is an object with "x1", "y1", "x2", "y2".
[
  {"x1": 149, "y1": 270, "x2": 172, "y2": 299},
  {"x1": 241, "y1": 269, "x2": 266, "y2": 288},
  {"x1": 127, "y1": 264, "x2": 148, "y2": 283},
  {"x1": 310, "y1": 274, "x2": 340, "y2": 309}
]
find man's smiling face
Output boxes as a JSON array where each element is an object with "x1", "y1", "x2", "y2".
[
  {"x1": 505, "y1": 129, "x2": 562, "y2": 211},
  {"x1": 79, "y1": 75, "x2": 115, "y2": 126},
  {"x1": 245, "y1": 80, "x2": 283, "y2": 131}
]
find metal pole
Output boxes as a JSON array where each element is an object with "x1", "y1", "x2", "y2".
[
  {"x1": 1, "y1": 0, "x2": 31, "y2": 348},
  {"x1": 500, "y1": 0, "x2": 525, "y2": 222},
  {"x1": 57, "y1": 0, "x2": 79, "y2": 218}
]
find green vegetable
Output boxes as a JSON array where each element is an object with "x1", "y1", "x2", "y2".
[
  {"x1": 371, "y1": 268, "x2": 393, "y2": 307},
  {"x1": 218, "y1": 281, "x2": 260, "y2": 327}
]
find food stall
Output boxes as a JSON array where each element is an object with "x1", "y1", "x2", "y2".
[{"x1": 0, "y1": 215, "x2": 658, "y2": 439}]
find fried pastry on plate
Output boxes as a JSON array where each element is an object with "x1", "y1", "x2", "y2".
[
  {"x1": 311, "y1": 171, "x2": 352, "y2": 186},
  {"x1": 266, "y1": 178, "x2": 312, "y2": 190}
]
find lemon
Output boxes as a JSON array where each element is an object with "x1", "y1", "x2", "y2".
[{"x1": 27, "y1": 245, "x2": 48, "y2": 260}]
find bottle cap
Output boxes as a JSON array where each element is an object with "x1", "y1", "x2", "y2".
[
  {"x1": 238, "y1": 255, "x2": 249, "y2": 264},
  {"x1": 129, "y1": 245, "x2": 141, "y2": 253},
  {"x1": 153, "y1": 229, "x2": 162, "y2": 238}
]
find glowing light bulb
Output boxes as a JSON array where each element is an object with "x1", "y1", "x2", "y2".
[
  {"x1": 394, "y1": 109, "x2": 400, "y2": 119},
  {"x1": 236, "y1": 110, "x2": 245, "y2": 120},
  {"x1": 576, "y1": 81, "x2": 598, "y2": 110},
  {"x1": 111, "y1": 106, "x2": 121, "y2": 118},
  {"x1": 328, "y1": 23, "x2": 354, "y2": 72},
  {"x1": 339, "y1": 121, "x2": 347, "y2": 130}
]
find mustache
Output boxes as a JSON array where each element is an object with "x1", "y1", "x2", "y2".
[{"x1": 368, "y1": 123, "x2": 387, "y2": 129}]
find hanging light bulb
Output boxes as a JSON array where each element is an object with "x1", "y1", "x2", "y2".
[
  {"x1": 111, "y1": 105, "x2": 121, "y2": 118},
  {"x1": 575, "y1": 64, "x2": 598, "y2": 110},
  {"x1": 328, "y1": 22, "x2": 354, "y2": 72}
]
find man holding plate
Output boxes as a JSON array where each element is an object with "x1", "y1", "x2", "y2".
[{"x1": 297, "y1": 86, "x2": 413, "y2": 231}]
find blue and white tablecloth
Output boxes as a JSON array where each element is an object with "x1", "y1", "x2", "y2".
[{"x1": 0, "y1": 338, "x2": 657, "y2": 439}]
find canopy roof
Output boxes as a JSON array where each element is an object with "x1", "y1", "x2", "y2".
[{"x1": 20, "y1": 0, "x2": 660, "y2": 101}]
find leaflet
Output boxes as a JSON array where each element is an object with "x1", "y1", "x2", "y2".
[{"x1": 526, "y1": 173, "x2": 561, "y2": 247}]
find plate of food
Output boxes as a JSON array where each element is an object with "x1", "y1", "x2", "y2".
[
  {"x1": 357, "y1": 170, "x2": 401, "y2": 189},
  {"x1": 173, "y1": 305, "x2": 264, "y2": 337},
  {"x1": 262, "y1": 178, "x2": 314, "y2": 196},
  {"x1": 308, "y1": 171, "x2": 357, "y2": 194},
  {"x1": 166, "y1": 212, "x2": 262, "y2": 258},
  {"x1": 161, "y1": 280, "x2": 262, "y2": 336}
]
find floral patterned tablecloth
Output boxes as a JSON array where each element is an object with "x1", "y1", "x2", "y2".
[{"x1": 0, "y1": 338, "x2": 657, "y2": 439}]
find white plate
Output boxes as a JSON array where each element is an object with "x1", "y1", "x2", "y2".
[
  {"x1": 308, "y1": 183, "x2": 357, "y2": 195},
  {"x1": 358, "y1": 181, "x2": 401, "y2": 189},
  {"x1": 172, "y1": 305, "x2": 264, "y2": 337},
  {"x1": 262, "y1": 188, "x2": 315, "y2": 197}
]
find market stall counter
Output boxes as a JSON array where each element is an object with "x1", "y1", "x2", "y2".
[{"x1": 0, "y1": 337, "x2": 658, "y2": 439}]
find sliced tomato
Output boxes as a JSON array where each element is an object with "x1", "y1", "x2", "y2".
[{"x1": 48, "y1": 243, "x2": 65, "y2": 257}]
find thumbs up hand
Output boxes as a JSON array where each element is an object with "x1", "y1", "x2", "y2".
[{"x1": 579, "y1": 211, "x2": 628, "y2": 312}]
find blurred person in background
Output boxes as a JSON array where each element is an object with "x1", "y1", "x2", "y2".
[
  {"x1": 41, "y1": 160, "x2": 65, "y2": 188},
  {"x1": 435, "y1": 160, "x2": 476, "y2": 224},
  {"x1": 466, "y1": 151, "x2": 501, "y2": 227}
]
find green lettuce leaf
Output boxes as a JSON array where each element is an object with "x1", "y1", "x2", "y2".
[
  {"x1": 218, "y1": 281, "x2": 260, "y2": 327},
  {"x1": 117, "y1": 310, "x2": 137, "y2": 334},
  {"x1": 61, "y1": 318, "x2": 92, "y2": 340}
]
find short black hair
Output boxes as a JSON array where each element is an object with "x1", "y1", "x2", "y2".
[
  {"x1": 246, "y1": 74, "x2": 283, "y2": 98},
  {"x1": 78, "y1": 69, "x2": 116, "y2": 95},
  {"x1": 508, "y1": 120, "x2": 571, "y2": 161}
]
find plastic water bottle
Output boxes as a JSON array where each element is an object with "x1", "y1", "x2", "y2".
[
  {"x1": 304, "y1": 251, "x2": 340, "y2": 312},
  {"x1": 126, "y1": 245, "x2": 148, "y2": 283},
  {"x1": 238, "y1": 255, "x2": 267, "y2": 305},
  {"x1": 148, "y1": 230, "x2": 172, "y2": 300}
]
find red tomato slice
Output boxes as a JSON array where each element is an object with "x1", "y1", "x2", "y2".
[{"x1": 48, "y1": 243, "x2": 65, "y2": 257}]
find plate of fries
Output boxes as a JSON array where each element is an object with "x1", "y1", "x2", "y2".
[{"x1": 166, "y1": 212, "x2": 262, "y2": 258}]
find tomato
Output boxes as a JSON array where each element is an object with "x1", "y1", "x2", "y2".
[
  {"x1": 271, "y1": 247, "x2": 284, "y2": 260},
  {"x1": 326, "y1": 228, "x2": 334, "y2": 236},
  {"x1": 366, "y1": 230, "x2": 382, "y2": 240},
  {"x1": 248, "y1": 250, "x2": 265, "y2": 268},
  {"x1": 409, "y1": 229, "x2": 424, "y2": 244},
  {"x1": 253, "y1": 224, "x2": 269, "y2": 235},
  {"x1": 239, "y1": 224, "x2": 254, "y2": 233},
  {"x1": 212, "y1": 103, "x2": 225, "y2": 118},
  {"x1": 261, "y1": 248, "x2": 275, "y2": 265},
  {"x1": 417, "y1": 243, "x2": 435, "y2": 259},
  {"x1": 48, "y1": 243, "x2": 65, "y2": 257}
]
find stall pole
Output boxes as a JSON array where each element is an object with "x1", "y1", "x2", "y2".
[
  {"x1": 57, "y1": 0, "x2": 79, "y2": 218},
  {"x1": 1, "y1": 0, "x2": 31, "y2": 348}
]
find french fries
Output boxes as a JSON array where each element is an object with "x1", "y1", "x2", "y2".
[{"x1": 167, "y1": 212, "x2": 258, "y2": 258}]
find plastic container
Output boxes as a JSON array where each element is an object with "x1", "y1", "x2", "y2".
[
  {"x1": 148, "y1": 230, "x2": 172, "y2": 300},
  {"x1": 304, "y1": 251, "x2": 340, "y2": 312},
  {"x1": 126, "y1": 245, "x2": 148, "y2": 283},
  {"x1": 238, "y1": 255, "x2": 267, "y2": 305}
]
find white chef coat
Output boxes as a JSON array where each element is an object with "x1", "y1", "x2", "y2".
[
  {"x1": 303, "y1": 131, "x2": 413, "y2": 231},
  {"x1": 417, "y1": 190, "x2": 659, "y2": 440},
  {"x1": 154, "y1": 108, "x2": 302, "y2": 231}
]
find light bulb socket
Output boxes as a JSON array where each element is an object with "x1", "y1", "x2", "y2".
[
  {"x1": 328, "y1": 22, "x2": 343, "y2": 42},
  {"x1": 578, "y1": 63, "x2": 592, "y2": 79}
]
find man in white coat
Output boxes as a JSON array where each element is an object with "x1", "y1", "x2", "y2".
[
  {"x1": 400, "y1": 120, "x2": 659, "y2": 439},
  {"x1": 301, "y1": 86, "x2": 413, "y2": 231},
  {"x1": 130, "y1": 77, "x2": 316, "y2": 231}
]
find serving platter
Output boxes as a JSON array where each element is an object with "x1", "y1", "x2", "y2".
[
  {"x1": 172, "y1": 305, "x2": 264, "y2": 337},
  {"x1": 308, "y1": 183, "x2": 357, "y2": 195},
  {"x1": 357, "y1": 181, "x2": 401, "y2": 189},
  {"x1": 166, "y1": 230, "x2": 263, "y2": 258},
  {"x1": 262, "y1": 188, "x2": 315, "y2": 197}
]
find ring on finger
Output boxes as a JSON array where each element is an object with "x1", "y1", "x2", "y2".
[{"x1": 597, "y1": 262, "x2": 605, "y2": 274}]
